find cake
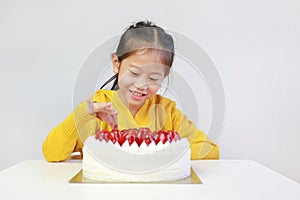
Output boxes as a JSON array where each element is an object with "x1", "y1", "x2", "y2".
[{"x1": 82, "y1": 128, "x2": 191, "y2": 182}]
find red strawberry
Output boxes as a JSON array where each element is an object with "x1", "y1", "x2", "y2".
[
  {"x1": 123, "y1": 128, "x2": 137, "y2": 146},
  {"x1": 144, "y1": 135, "x2": 153, "y2": 146},
  {"x1": 121, "y1": 129, "x2": 129, "y2": 136},
  {"x1": 95, "y1": 131, "x2": 101, "y2": 140},
  {"x1": 134, "y1": 128, "x2": 145, "y2": 146},
  {"x1": 117, "y1": 130, "x2": 126, "y2": 146},
  {"x1": 126, "y1": 134, "x2": 135, "y2": 145},
  {"x1": 152, "y1": 131, "x2": 160, "y2": 145},
  {"x1": 128, "y1": 128, "x2": 138, "y2": 136},
  {"x1": 95, "y1": 130, "x2": 109, "y2": 142},
  {"x1": 168, "y1": 130, "x2": 181, "y2": 142},
  {"x1": 138, "y1": 128, "x2": 153, "y2": 146},
  {"x1": 138, "y1": 127, "x2": 151, "y2": 136},
  {"x1": 108, "y1": 129, "x2": 119, "y2": 144},
  {"x1": 158, "y1": 130, "x2": 171, "y2": 144},
  {"x1": 135, "y1": 137, "x2": 143, "y2": 146}
]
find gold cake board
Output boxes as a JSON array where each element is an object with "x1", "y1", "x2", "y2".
[{"x1": 69, "y1": 168, "x2": 202, "y2": 184}]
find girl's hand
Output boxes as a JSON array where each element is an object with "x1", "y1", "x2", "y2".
[{"x1": 86, "y1": 99, "x2": 118, "y2": 129}]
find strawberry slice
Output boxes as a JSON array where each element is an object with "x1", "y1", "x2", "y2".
[
  {"x1": 108, "y1": 129, "x2": 119, "y2": 144},
  {"x1": 117, "y1": 130, "x2": 126, "y2": 146},
  {"x1": 95, "y1": 130, "x2": 109, "y2": 142},
  {"x1": 135, "y1": 138, "x2": 143, "y2": 146},
  {"x1": 160, "y1": 130, "x2": 171, "y2": 144},
  {"x1": 128, "y1": 128, "x2": 138, "y2": 136},
  {"x1": 135, "y1": 128, "x2": 145, "y2": 146},
  {"x1": 143, "y1": 134, "x2": 153, "y2": 146},
  {"x1": 138, "y1": 127, "x2": 151, "y2": 135},
  {"x1": 126, "y1": 134, "x2": 135, "y2": 145},
  {"x1": 124, "y1": 128, "x2": 137, "y2": 146},
  {"x1": 95, "y1": 131, "x2": 101, "y2": 140},
  {"x1": 152, "y1": 131, "x2": 160, "y2": 145},
  {"x1": 168, "y1": 130, "x2": 181, "y2": 142},
  {"x1": 137, "y1": 128, "x2": 153, "y2": 146}
]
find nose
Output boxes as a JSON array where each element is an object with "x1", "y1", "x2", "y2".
[{"x1": 135, "y1": 76, "x2": 148, "y2": 90}]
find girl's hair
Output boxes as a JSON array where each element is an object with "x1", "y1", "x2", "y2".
[{"x1": 100, "y1": 20, "x2": 175, "y2": 90}]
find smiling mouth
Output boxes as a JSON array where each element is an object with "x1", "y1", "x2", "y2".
[{"x1": 130, "y1": 90, "x2": 146, "y2": 97}]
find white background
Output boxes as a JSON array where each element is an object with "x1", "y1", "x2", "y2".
[{"x1": 1, "y1": 0, "x2": 300, "y2": 183}]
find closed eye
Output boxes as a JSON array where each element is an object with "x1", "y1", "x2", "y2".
[
  {"x1": 149, "y1": 77, "x2": 159, "y2": 81},
  {"x1": 129, "y1": 70, "x2": 139, "y2": 76}
]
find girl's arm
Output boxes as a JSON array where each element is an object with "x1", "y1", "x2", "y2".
[
  {"x1": 42, "y1": 102, "x2": 99, "y2": 162},
  {"x1": 172, "y1": 106, "x2": 220, "y2": 160}
]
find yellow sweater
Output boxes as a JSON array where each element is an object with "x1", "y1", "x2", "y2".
[{"x1": 42, "y1": 90, "x2": 220, "y2": 162}]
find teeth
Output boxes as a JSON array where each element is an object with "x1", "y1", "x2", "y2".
[{"x1": 132, "y1": 91, "x2": 144, "y2": 96}]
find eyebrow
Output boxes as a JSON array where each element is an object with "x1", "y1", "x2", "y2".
[
  {"x1": 129, "y1": 64, "x2": 164, "y2": 76},
  {"x1": 129, "y1": 64, "x2": 140, "y2": 69}
]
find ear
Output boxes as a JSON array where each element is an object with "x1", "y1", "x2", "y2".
[{"x1": 112, "y1": 53, "x2": 120, "y2": 74}]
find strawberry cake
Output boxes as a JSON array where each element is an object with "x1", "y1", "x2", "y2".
[{"x1": 82, "y1": 128, "x2": 191, "y2": 182}]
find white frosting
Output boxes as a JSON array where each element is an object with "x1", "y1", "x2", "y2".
[{"x1": 82, "y1": 137, "x2": 191, "y2": 182}]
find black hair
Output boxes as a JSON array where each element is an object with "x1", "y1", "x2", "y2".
[{"x1": 100, "y1": 20, "x2": 175, "y2": 90}]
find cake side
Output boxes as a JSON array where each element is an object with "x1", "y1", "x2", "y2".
[
  {"x1": 82, "y1": 128, "x2": 191, "y2": 182},
  {"x1": 82, "y1": 146, "x2": 191, "y2": 182}
]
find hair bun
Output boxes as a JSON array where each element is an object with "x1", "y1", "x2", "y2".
[{"x1": 129, "y1": 20, "x2": 157, "y2": 29}]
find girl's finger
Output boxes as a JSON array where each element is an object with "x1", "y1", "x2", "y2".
[
  {"x1": 112, "y1": 112, "x2": 118, "y2": 129},
  {"x1": 86, "y1": 99, "x2": 96, "y2": 114},
  {"x1": 91, "y1": 102, "x2": 112, "y2": 114},
  {"x1": 101, "y1": 104, "x2": 118, "y2": 115},
  {"x1": 106, "y1": 113, "x2": 118, "y2": 130}
]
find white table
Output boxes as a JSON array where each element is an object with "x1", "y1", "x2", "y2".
[{"x1": 1, "y1": 159, "x2": 300, "y2": 200}]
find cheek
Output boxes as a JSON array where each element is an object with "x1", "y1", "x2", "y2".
[
  {"x1": 118, "y1": 74, "x2": 134, "y2": 88},
  {"x1": 148, "y1": 83, "x2": 161, "y2": 94}
]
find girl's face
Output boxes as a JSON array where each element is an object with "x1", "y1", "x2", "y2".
[{"x1": 112, "y1": 51, "x2": 168, "y2": 114}]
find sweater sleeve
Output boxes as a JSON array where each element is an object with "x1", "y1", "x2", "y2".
[
  {"x1": 172, "y1": 105, "x2": 220, "y2": 160},
  {"x1": 42, "y1": 101, "x2": 99, "y2": 162}
]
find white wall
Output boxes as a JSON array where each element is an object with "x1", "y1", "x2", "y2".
[{"x1": 1, "y1": 0, "x2": 300, "y2": 183}]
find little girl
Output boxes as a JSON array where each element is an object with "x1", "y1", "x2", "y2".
[{"x1": 42, "y1": 21, "x2": 219, "y2": 162}]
